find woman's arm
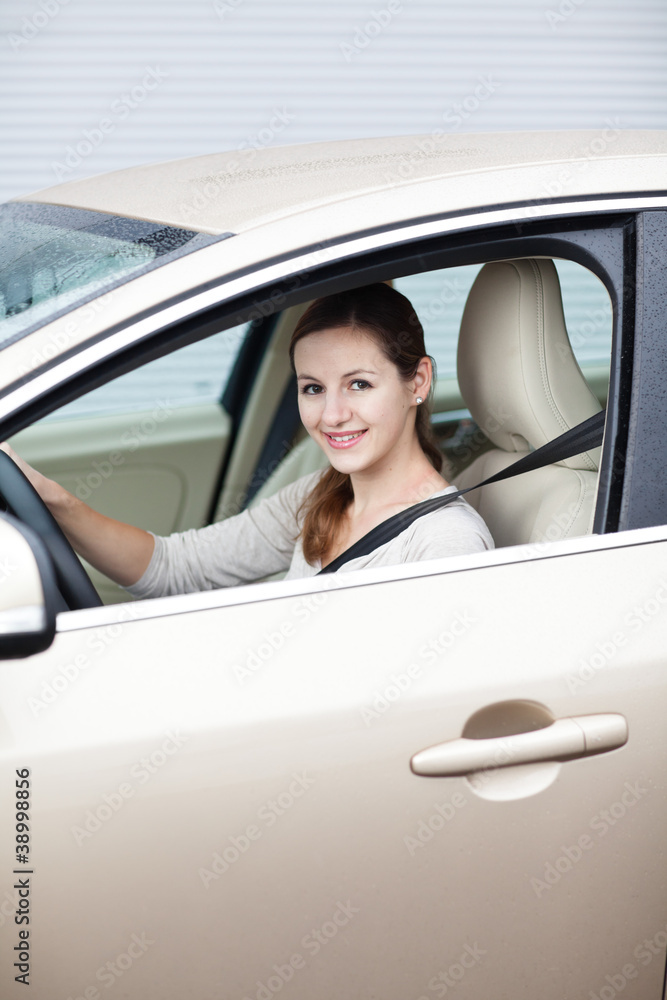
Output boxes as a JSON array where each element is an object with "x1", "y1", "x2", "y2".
[{"x1": 1, "y1": 443, "x2": 154, "y2": 587}]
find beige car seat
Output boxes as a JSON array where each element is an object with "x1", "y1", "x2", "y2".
[
  {"x1": 249, "y1": 433, "x2": 328, "y2": 508},
  {"x1": 455, "y1": 258, "x2": 603, "y2": 547}
]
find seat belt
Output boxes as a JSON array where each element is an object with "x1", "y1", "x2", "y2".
[{"x1": 318, "y1": 409, "x2": 605, "y2": 575}]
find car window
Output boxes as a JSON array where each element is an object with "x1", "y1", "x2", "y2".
[
  {"x1": 0, "y1": 202, "x2": 227, "y2": 345},
  {"x1": 394, "y1": 259, "x2": 612, "y2": 380},
  {"x1": 42, "y1": 322, "x2": 249, "y2": 421},
  {"x1": 42, "y1": 260, "x2": 611, "y2": 423}
]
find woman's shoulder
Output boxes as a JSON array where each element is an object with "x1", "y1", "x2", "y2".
[{"x1": 400, "y1": 485, "x2": 495, "y2": 558}]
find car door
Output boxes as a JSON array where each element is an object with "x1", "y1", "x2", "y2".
[
  {"x1": 1, "y1": 207, "x2": 666, "y2": 1000},
  {"x1": 2, "y1": 532, "x2": 666, "y2": 999}
]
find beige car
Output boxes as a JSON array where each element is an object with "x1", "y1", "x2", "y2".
[{"x1": 1, "y1": 130, "x2": 667, "y2": 999}]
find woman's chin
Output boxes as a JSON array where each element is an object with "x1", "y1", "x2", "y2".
[
  {"x1": 325, "y1": 448, "x2": 362, "y2": 473},
  {"x1": 327, "y1": 449, "x2": 381, "y2": 477}
]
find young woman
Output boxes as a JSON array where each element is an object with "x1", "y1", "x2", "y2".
[{"x1": 2, "y1": 283, "x2": 494, "y2": 597}]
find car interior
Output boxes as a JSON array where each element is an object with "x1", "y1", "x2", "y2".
[{"x1": 9, "y1": 254, "x2": 612, "y2": 605}]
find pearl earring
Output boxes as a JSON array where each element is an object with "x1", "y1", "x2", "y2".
[{"x1": 416, "y1": 396, "x2": 423, "y2": 405}]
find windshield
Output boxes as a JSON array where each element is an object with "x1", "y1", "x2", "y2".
[{"x1": 0, "y1": 202, "x2": 230, "y2": 348}]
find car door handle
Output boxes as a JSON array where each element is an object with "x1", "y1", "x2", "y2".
[{"x1": 410, "y1": 713, "x2": 628, "y2": 777}]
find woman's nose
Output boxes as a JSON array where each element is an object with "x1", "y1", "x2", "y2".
[{"x1": 322, "y1": 390, "x2": 352, "y2": 426}]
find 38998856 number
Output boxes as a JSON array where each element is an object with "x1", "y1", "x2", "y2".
[{"x1": 15, "y1": 769, "x2": 31, "y2": 857}]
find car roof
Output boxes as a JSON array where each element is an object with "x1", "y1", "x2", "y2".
[{"x1": 14, "y1": 130, "x2": 667, "y2": 236}]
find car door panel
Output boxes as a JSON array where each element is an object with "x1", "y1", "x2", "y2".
[{"x1": 1, "y1": 532, "x2": 666, "y2": 999}]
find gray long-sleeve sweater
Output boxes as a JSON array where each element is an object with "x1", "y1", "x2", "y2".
[{"x1": 127, "y1": 471, "x2": 494, "y2": 599}]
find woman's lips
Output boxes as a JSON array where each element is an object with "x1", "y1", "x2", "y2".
[{"x1": 323, "y1": 429, "x2": 368, "y2": 450}]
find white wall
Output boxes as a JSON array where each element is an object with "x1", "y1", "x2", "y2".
[{"x1": 1, "y1": 0, "x2": 666, "y2": 204}]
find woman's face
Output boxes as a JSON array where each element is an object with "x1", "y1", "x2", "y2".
[{"x1": 293, "y1": 325, "x2": 430, "y2": 477}]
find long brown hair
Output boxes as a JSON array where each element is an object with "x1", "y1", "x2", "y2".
[{"x1": 289, "y1": 283, "x2": 441, "y2": 565}]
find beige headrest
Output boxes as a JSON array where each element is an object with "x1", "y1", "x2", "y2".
[{"x1": 457, "y1": 258, "x2": 602, "y2": 471}]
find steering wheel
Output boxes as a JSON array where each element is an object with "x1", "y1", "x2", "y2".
[{"x1": 0, "y1": 450, "x2": 102, "y2": 610}]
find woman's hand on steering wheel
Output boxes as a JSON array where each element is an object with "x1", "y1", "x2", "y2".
[{"x1": 0, "y1": 442, "x2": 102, "y2": 610}]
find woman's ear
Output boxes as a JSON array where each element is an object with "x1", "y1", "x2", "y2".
[{"x1": 412, "y1": 357, "x2": 432, "y2": 401}]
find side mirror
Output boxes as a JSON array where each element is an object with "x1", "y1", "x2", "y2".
[{"x1": 0, "y1": 513, "x2": 57, "y2": 658}]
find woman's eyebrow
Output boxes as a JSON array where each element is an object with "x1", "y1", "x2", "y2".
[{"x1": 296, "y1": 368, "x2": 377, "y2": 381}]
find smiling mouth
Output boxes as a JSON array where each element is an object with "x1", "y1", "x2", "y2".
[{"x1": 324, "y1": 429, "x2": 367, "y2": 449}]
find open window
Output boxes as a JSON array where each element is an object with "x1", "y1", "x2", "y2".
[
  {"x1": 4, "y1": 214, "x2": 629, "y2": 609},
  {"x1": 240, "y1": 255, "x2": 613, "y2": 556}
]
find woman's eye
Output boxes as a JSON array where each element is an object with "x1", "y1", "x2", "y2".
[
  {"x1": 351, "y1": 379, "x2": 371, "y2": 391},
  {"x1": 301, "y1": 383, "x2": 323, "y2": 395}
]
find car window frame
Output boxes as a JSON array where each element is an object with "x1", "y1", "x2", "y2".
[
  {"x1": 2, "y1": 193, "x2": 663, "y2": 415},
  {"x1": 0, "y1": 197, "x2": 664, "y2": 630},
  {"x1": 618, "y1": 209, "x2": 667, "y2": 530}
]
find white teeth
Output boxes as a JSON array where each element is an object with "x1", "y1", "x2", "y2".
[{"x1": 329, "y1": 432, "x2": 363, "y2": 442}]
